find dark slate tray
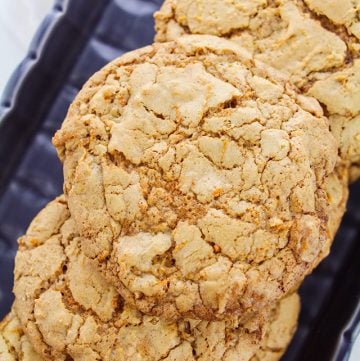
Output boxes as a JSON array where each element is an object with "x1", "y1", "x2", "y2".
[{"x1": 0, "y1": 1, "x2": 359, "y2": 360}]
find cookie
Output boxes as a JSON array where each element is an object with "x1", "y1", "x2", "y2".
[
  {"x1": 0, "y1": 310, "x2": 42, "y2": 361},
  {"x1": 155, "y1": 0, "x2": 360, "y2": 179},
  {"x1": 53, "y1": 35, "x2": 337, "y2": 320},
  {"x1": 251, "y1": 293, "x2": 300, "y2": 361},
  {"x1": 324, "y1": 165, "x2": 349, "y2": 241},
  {"x1": 0, "y1": 303, "x2": 299, "y2": 361},
  {"x1": 13, "y1": 197, "x2": 300, "y2": 361}
]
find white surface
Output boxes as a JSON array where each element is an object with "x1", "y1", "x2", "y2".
[
  {"x1": 0, "y1": 1, "x2": 359, "y2": 360},
  {"x1": 349, "y1": 333, "x2": 360, "y2": 361},
  {"x1": 0, "y1": 0, "x2": 53, "y2": 95}
]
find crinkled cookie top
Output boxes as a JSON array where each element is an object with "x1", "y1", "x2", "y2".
[
  {"x1": 13, "y1": 196, "x2": 299, "y2": 361},
  {"x1": 251, "y1": 293, "x2": 300, "y2": 361},
  {"x1": 0, "y1": 299, "x2": 299, "y2": 361},
  {"x1": 0, "y1": 310, "x2": 42, "y2": 361},
  {"x1": 155, "y1": 0, "x2": 360, "y2": 176},
  {"x1": 53, "y1": 35, "x2": 337, "y2": 320}
]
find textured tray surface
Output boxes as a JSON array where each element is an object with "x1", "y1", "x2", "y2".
[{"x1": 0, "y1": 1, "x2": 359, "y2": 360}]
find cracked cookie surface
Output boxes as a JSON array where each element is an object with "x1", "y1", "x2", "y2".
[
  {"x1": 13, "y1": 196, "x2": 299, "y2": 361},
  {"x1": 53, "y1": 35, "x2": 338, "y2": 320},
  {"x1": 0, "y1": 307, "x2": 299, "y2": 361},
  {"x1": 0, "y1": 310, "x2": 42, "y2": 361},
  {"x1": 251, "y1": 293, "x2": 300, "y2": 361},
  {"x1": 155, "y1": 0, "x2": 360, "y2": 179}
]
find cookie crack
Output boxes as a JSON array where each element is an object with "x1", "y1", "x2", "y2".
[
  {"x1": 0, "y1": 330, "x2": 17, "y2": 357},
  {"x1": 298, "y1": 0, "x2": 359, "y2": 60},
  {"x1": 158, "y1": 340, "x2": 183, "y2": 361}
]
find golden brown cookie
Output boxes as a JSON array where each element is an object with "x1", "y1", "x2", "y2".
[
  {"x1": 0, "y1": 301, "x2": 299, "y2": 361},
  {"x1": 324, "y1": 165, "x2": 349, "y2": 240},
  {"x1": 53, "y1": 35, "x2": 338, "y2": 321},
  {"x1": 0, "y1": 298, "x2": 300, "y2": 361},
  {"x1": 0, "y1": 310, "x2": 42, "y2": 361},
  {"x1": 251, "y1": 293, "x2": 300, "y2": 361},
  {"x1": 155, "y1": 0, "x2": 360, "y2": 179},
  {"x1": 311, "y1": 164, "x2": 349, "y2": 273},
  {"x1": 13, "y1": 197, "x2": 299, "y2": 361}
]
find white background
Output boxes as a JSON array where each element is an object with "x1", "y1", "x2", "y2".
[
  {"x1": 0, "y1": 0, "x2": 53, "y2": 94},
  {"x1": 0, "y1": 1, "x2": 359, "y2": 360}
]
